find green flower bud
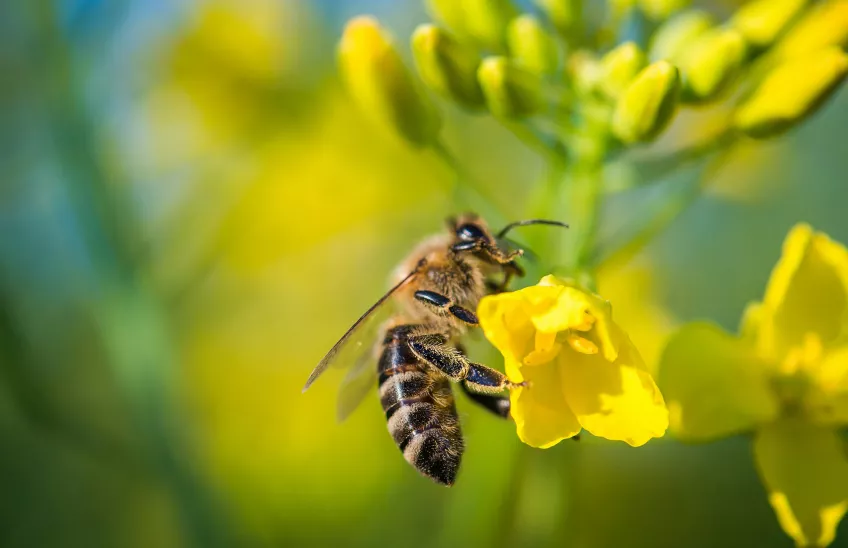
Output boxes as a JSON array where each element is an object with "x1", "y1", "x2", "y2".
[
  {"x1": 426, "y1": 0, "x2": 469, "y2": 37},
  {"x1": 534, "y1": 0, "x2": 581, "y2": 36},
  {"x1": 648, "y1": 9, "x2": 715, "y2": 62},
  {"x1": 611, "y1": 60, "x2": 681, "y2": 143},
  {"x1": 428, "y1": 0, "x2": 518, "y2": 49},
  {"x1": 734, "y1": 47, "x2": 848, "y2": 138},
  {"x1": 468, "y1": 0, "x2": 519, "y2": 49},
  {"x1": 338, "y1": 16, "x2": 441, "y2": 147},
  {"x1": 507, "y1": 15, "x2": 560, "y2": 75},
  {"x1": 412, "y1": 24, "x2": 485, "y2": 109},
  {"x1": 478, "y1": 56, "x2": 544, "y2": 118},
  {"x1": 731, "y1": 0, "x2": 810, "y2": 48},
  {"x1": 638, "y1": 0, "x2": 692, "y2": 21},
  {"x1": 677, "y1": 28, "x2": 748, "y2": 102},
  {"x1": 773, "y1": 0, "x2": 848, "y2": 60},
  {"x1": 598, "y1": 41, "x2": 647, "y2": 99}
]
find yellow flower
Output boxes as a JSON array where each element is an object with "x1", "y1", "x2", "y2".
[
  {"x1": 658, "y1": 224, "x2": 848, "y2": 547},
  {"x1": 478, "y1": 275, "x2": 668, "y2": 448}
]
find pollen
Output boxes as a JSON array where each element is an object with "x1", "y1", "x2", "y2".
[{"x1": 565, "y1": 332, "x2": 599, "y2": 355}]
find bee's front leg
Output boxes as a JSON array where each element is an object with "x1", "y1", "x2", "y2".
[
  {"x1": 413, "y1": 290, "x2": 479, "y2": 325},
  {"x1": 486, "y1": 262, "x2": 525, "y2": 294}
]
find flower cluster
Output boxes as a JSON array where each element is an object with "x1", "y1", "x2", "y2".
[
  {"x1": 338, "y1": 0, "x2": 848, "y2": 152},
  {"x1": 335, "y1": 0, "x2": 848, "y2": 544}
]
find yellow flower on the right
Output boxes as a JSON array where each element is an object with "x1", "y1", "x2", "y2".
[{"x1": 658, "y1": 223, "x2": 848, "y2": 547}]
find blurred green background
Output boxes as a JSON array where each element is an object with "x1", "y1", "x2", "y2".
[{"x1": 1, "y1": 1, "x2": 847, "y2": 547}]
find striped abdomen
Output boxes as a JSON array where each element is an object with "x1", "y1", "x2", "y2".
[{"x1": 378, "y1": 326, "x2": 463, "y2": 486}]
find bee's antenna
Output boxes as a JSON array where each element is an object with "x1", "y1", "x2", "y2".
[{"x1": 496, "y1": 219, "x2": 569, "y2": 239}]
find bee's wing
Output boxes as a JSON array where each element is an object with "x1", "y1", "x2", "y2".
[
  {"x1": 335, "y1": 339, "x2": 382, "y2": 422},
  {"x1": 302, "y1": 265, "x2": 421, "y2": 393}
]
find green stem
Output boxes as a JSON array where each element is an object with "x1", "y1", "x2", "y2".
[
  {"x1": 556, "y1": 101, "x2": 609, "y2": 279},
  {"x1": 500, "y1": 120, "x2": 569, "y2": 168},
  {"x1": 432, "y1": 138, "x2": 512, "y2": 220}
]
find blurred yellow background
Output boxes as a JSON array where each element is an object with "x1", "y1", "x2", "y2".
[{"x1": 1, "y1": 1, "x2": 847, "y2": 547}]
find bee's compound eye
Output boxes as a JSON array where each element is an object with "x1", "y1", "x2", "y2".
[{"x1": 457, "y1": 223, "x2": 486, "y2": 241}]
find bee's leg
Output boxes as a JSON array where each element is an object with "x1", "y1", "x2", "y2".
[
  {"x1": 460, "y1": 382, "x2": 511, "y2": 418},
  {"x1": 486, "y1": 262, "x2": 525, "y2": 294},
  {"x1": 413, "y1": 290, "x2": 479, "y2": 325},
  {"x1": 452, "y1": 343, "x2": 511, "y2": 419},
  {"x1": 407, "y1": 333, "x2": 526, "y2": 392}
]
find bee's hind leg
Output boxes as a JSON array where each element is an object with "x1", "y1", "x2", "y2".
[
  {"x1": 460, "y1": 382, "x2": 511, "y2": 419},
  {"x1": 453, "y1": 343, "x2": 510, "y2": 419}
]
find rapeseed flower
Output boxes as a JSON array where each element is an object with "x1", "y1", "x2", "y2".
[
  {"x1": 658, "y1": 224, "x2": 848, "y2": 547},
  {"x1": 478, "y1": 275, "x2": 668, "y2": 448}
]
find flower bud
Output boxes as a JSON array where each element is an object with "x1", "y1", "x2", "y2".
[
  {"x1": 612, "y1": 60, "x2": 681, "y2": 143},
  {"x1": 478, "y1": 56, "x2": 544, "y2": 118},
  {"x1": 426, "y1": 0, "x2": 469, "y2": 37},
  {"x1": 534, "y1": 0, "x2": 581, "y2": 36},
  {"x1": 412, "y1": 24, "x2": 485, "y2": 109},
  {"x1": 638, "y1": 0, "x2": 692, "y2": 21},
  {"x1": 772, "y1": 0, "x2": 848, "y2": 61},
  {"x1": 339, "y1": 17, "x2": 441, "y2": 147},
  {"x1": 734, "y1": 47, "x2": 848, "y2": 138},
  {"x1": 598, "y1": 41, "x2": 647, "y2": 99},
  {"x1": 429, "y1": 0, "x2": 518, "y2": 49},
  {"x1": 731, "y1": 0, "x2": 810, "y2": 48},
  {"x1": 507, "y1": 15, "x2": 560, "y2": 75},
  {"x1": 648, "y1": 9, "x2": 715, "y2": 62},
  {"x1": 677, "y1": 28, "x2": 748, "y2": 102}
]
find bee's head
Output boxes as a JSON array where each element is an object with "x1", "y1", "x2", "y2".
[
  {"x1": 448, "y1": 213, "x2": 493, "y2": 244},
  {"x1": 446, "y1": 213, "x2": 569, "y2": 261}
]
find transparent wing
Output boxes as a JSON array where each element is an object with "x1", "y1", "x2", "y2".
[
  {"x1": 335, "y1": 339, "x2": 382, "y2": 422},
  {"x1": 302, "y1": 264, "x2": 421, "y2": 393}
]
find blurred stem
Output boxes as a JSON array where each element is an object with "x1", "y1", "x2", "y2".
[
  {"x1": 0, "y1": 287, "x2": 148, "y2": 473},
  {"x1": 432, "y1": 138, "x2": 511, "y2": 220},
  {"x1": 33, "y1": 1, "x2": 231, "y2": 545},
  {"x1": 500, "y1": 120, "x2": 569, "y2": 168},
  {"x1": 495, "y1": 442, "x2": 534, "y2": 548},
  {"x1": 556, "y1": 102, "x2": 609, "y2": 279},
  {"x1": 591, "y1": 143, "x2": 738, "y2": 269}
]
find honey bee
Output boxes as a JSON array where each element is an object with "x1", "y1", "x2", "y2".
[{"x1": 303, "y1": 214, "x2": 567, "y2": 486}]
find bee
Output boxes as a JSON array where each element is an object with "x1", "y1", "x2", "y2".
[{"x1": 302, "y1": 214, "x2": 567, "y2": 486}]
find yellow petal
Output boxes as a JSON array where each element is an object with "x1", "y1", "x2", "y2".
[
  {"x1": 524, "y1": 285, "x2": 587, "y2": 333},
  {"x1": 478, "y1": 291, "x2": 536, "y2": 363},
  {"x1": 510, "y1": 361, "x2": 582, "y2": 448},
  {"x1": 657, "y1": 323, "x2": 779, "y2": 441},
  {"x1": 754, "y1": 420, "x2": 848, "y2": 547},
  {"x1": 808, "y1": 346, "x2": 848, "y2": 424},
  {"x1": 773, "y1": 0, "x2": 848, "y2": 61},
  {"x1": 760, "y1": 224, "x2": 848, "y2": 360},
  {"x1": 561, "y1": 326, "x2": 668, "y2": 447},
  {"x1": 731, "y1": 0, "x2": 810, "y2": 48},
  {"x1": 739, "y1": 301, "x2": 765, "y2": 341},
  {"x1": 734, "y1": 48, "x2": 848, "y2": 138}
]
